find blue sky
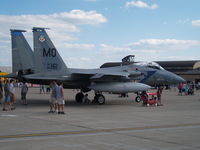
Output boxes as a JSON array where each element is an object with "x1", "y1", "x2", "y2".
[{"x1": 0, "y1": 0, "x2": 200, "y2": 68}]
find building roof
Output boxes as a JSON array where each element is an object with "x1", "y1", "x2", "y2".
[
  {"x1": 155, "y1": 60, "x2": 200, "y2": 69},
  {"x1": 178, "y1": 69, "x2": 200, "y2": 75}
]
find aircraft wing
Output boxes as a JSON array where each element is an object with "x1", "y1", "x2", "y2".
[
  {"x1": 24, "y1": 69, "x2": 141, "y2": 82},
  {"x1": 70, "y1": 69, "x2": 141, "y2": 82}
]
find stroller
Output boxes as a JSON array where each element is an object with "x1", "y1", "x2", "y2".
[{"x1": 142, "y1": 92, "x2": 158, "y2": 107}]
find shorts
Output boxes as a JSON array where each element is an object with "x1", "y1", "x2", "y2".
[
  {"x1": 10, "y1": 93, "x2": 16, "y2": 103},
  {"x1": 49, "y1": 97, "x2": 57, "y2": 104},
  {"x1": 5, "y1": 95, "x2": 10, "y2": 103},
  {"x1": 57, "y1": 98, "x2": 65, "y2": 105}
]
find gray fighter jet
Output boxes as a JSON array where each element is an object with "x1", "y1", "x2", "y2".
[{"x1": 9, "y1": 28, "x2": 185, "y2": 104}]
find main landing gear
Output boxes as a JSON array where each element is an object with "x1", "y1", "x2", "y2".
[
  {"x1": 93, "y1": 93, "x2": 105, "y2": 105},
  {"x1": 75, "y1": 92, "x2": 105, "y2": 105}
]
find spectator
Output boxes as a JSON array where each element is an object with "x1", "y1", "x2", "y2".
[
  {"x1": 40, "y1": 85, "x2": 45, "y2": 94},
  {"x1": 157, "y1": 86, "x2": 164, "y2": 106},
  {"x1": 3, "y1": 79, "x2": 10, "y2": 111},
  {"x1": 48, "y1": 81, "x2": 58, "y2": 113},
  {"x1": 56, "y1": 83, "x2": 65, "y2": 114},
  {"x1": 21, "y1": 82, "x2": 29, "y2": 105},
  {"x1": 46, "y1": 85, "x2": 51, "y2": 93},
  {"x1": 82, "y1": 94, "x2": 90, "y2": 104},
  {"x1": 141, "y1": 91, "x2": 148, "y2": 106},
  {"x1": 0, "y1": 80, "x2": 3, "y2": 104},
  {"x1": 182, "y1": 83, "x2": 189, "y2": 96},
  {"x1": 9, "y1": 79, "x2": 16, "y2": 110},
  {"x1": 178, "y1": 83, "x2": 183, "y2": 96}
]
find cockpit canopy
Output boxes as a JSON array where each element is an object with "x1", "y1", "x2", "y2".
[{"x1": 135, "y1": 62, "x2": 165, "y2": 70}]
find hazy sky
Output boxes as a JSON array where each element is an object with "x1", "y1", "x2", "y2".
[{"x1": 0, "y1": 0, "x2": 200, "y2": 68}]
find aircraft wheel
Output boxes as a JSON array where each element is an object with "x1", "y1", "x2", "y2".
[
  {"x1": 97, "y1": 94, "x2": 105, "y2": 105},
  {"x1": 75, "y1": 92, "x2": 84, "y2": 103},
  {"x1": 135, "y1": 96, "x2": 141, "y2": 103}
]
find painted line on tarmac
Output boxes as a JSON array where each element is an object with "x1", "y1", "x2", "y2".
[
  {"x1": 0, "y1": 123, "x2": 200, "y2": 140},
  {"x1": 0, "y1": 114, "x2": 17, "y2": 117}
]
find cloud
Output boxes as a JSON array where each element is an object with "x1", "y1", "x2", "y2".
[
  {"x1": 60, "y1": 43, "x2": 95, "y2": 51},
  {"x1": 125, "y1": 0, "x2": 158, "y2": 9},
  {"x1": 0, "y1": 10, "x2": 107, "y2": 67},
  {"x1": 0, "y1": 9, "x2": 107, "y2": 40},
  {"x1": 62, "y1": 38, "x2": 200, "y2": 67},
  {"x1": 0, "y1": 10, "x2": 107, "y2": 39},
  {"x1": 99, "y1": 39, "x2": 200, "y2": 55},
  {"x1": 192, "y1": 19, "x2": 200, "y2": 27},
  {"x1": 128, "y1": 39, "x2": 200, "y2": 50},
  {"x1": 66, "y1": 57, "x2": 93, "y2": 68},
  {"x1": 178, "y1": 18, "x2": 190, "y2": 24},
  {"x1": 99, "y1": 39, "x2": 200, "y2": 54},
  {"x1": 97, "y1": 38, "x2": 200, "y2": 63},
  {"x1": 51, "y1": 10, "x2": 107, "y2": 25},
  {"x1": 166, "y1": 56, "x2": 196, "y2": 60},
  {"x1": 99, "y1": 44, "x2": 132, "y2": 53}
]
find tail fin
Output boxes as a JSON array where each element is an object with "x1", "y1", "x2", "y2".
[
  {"x1": 32, "y1": 27, "x2": 70, "y2": 75},
  {"x1": 10, "y1": 29, "x2": 34, "y2": 73}
]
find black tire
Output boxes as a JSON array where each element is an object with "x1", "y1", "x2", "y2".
[
  {"x1": 97, "y1": 94, "x2": 105, "y2": 105},
  {"x1": 135, "y1": 96, "x2": 141, "y2": 103},
  {"x1": 75, "y1": 92, "x2": 84, "y2": 103}
]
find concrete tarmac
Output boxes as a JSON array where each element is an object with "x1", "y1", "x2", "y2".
[{"x1": 0, "y1": 87, "x2": 200, "y2": 150}]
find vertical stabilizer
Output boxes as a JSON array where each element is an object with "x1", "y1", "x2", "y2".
[
  {"x1": 10, "y1": 29, "x2": 34, "y2": 73},
  {"x1": 32, "y1": 27, "x2": 70, "y2": 75}
]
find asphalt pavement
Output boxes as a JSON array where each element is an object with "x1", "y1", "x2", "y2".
[{"x1": 0, "y1": 87, "x2": 200, "y2": 150}]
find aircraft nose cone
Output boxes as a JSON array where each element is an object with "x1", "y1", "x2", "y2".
[
  {"x1": 167, "y1": 71, "x2": 186, "y2": 84},
  {"x1": 174, "y1": 75, "x2": 186, "y2": 83},
  {"x1": 154, "y1": 70, "x2": 186, "y2": 85}
]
